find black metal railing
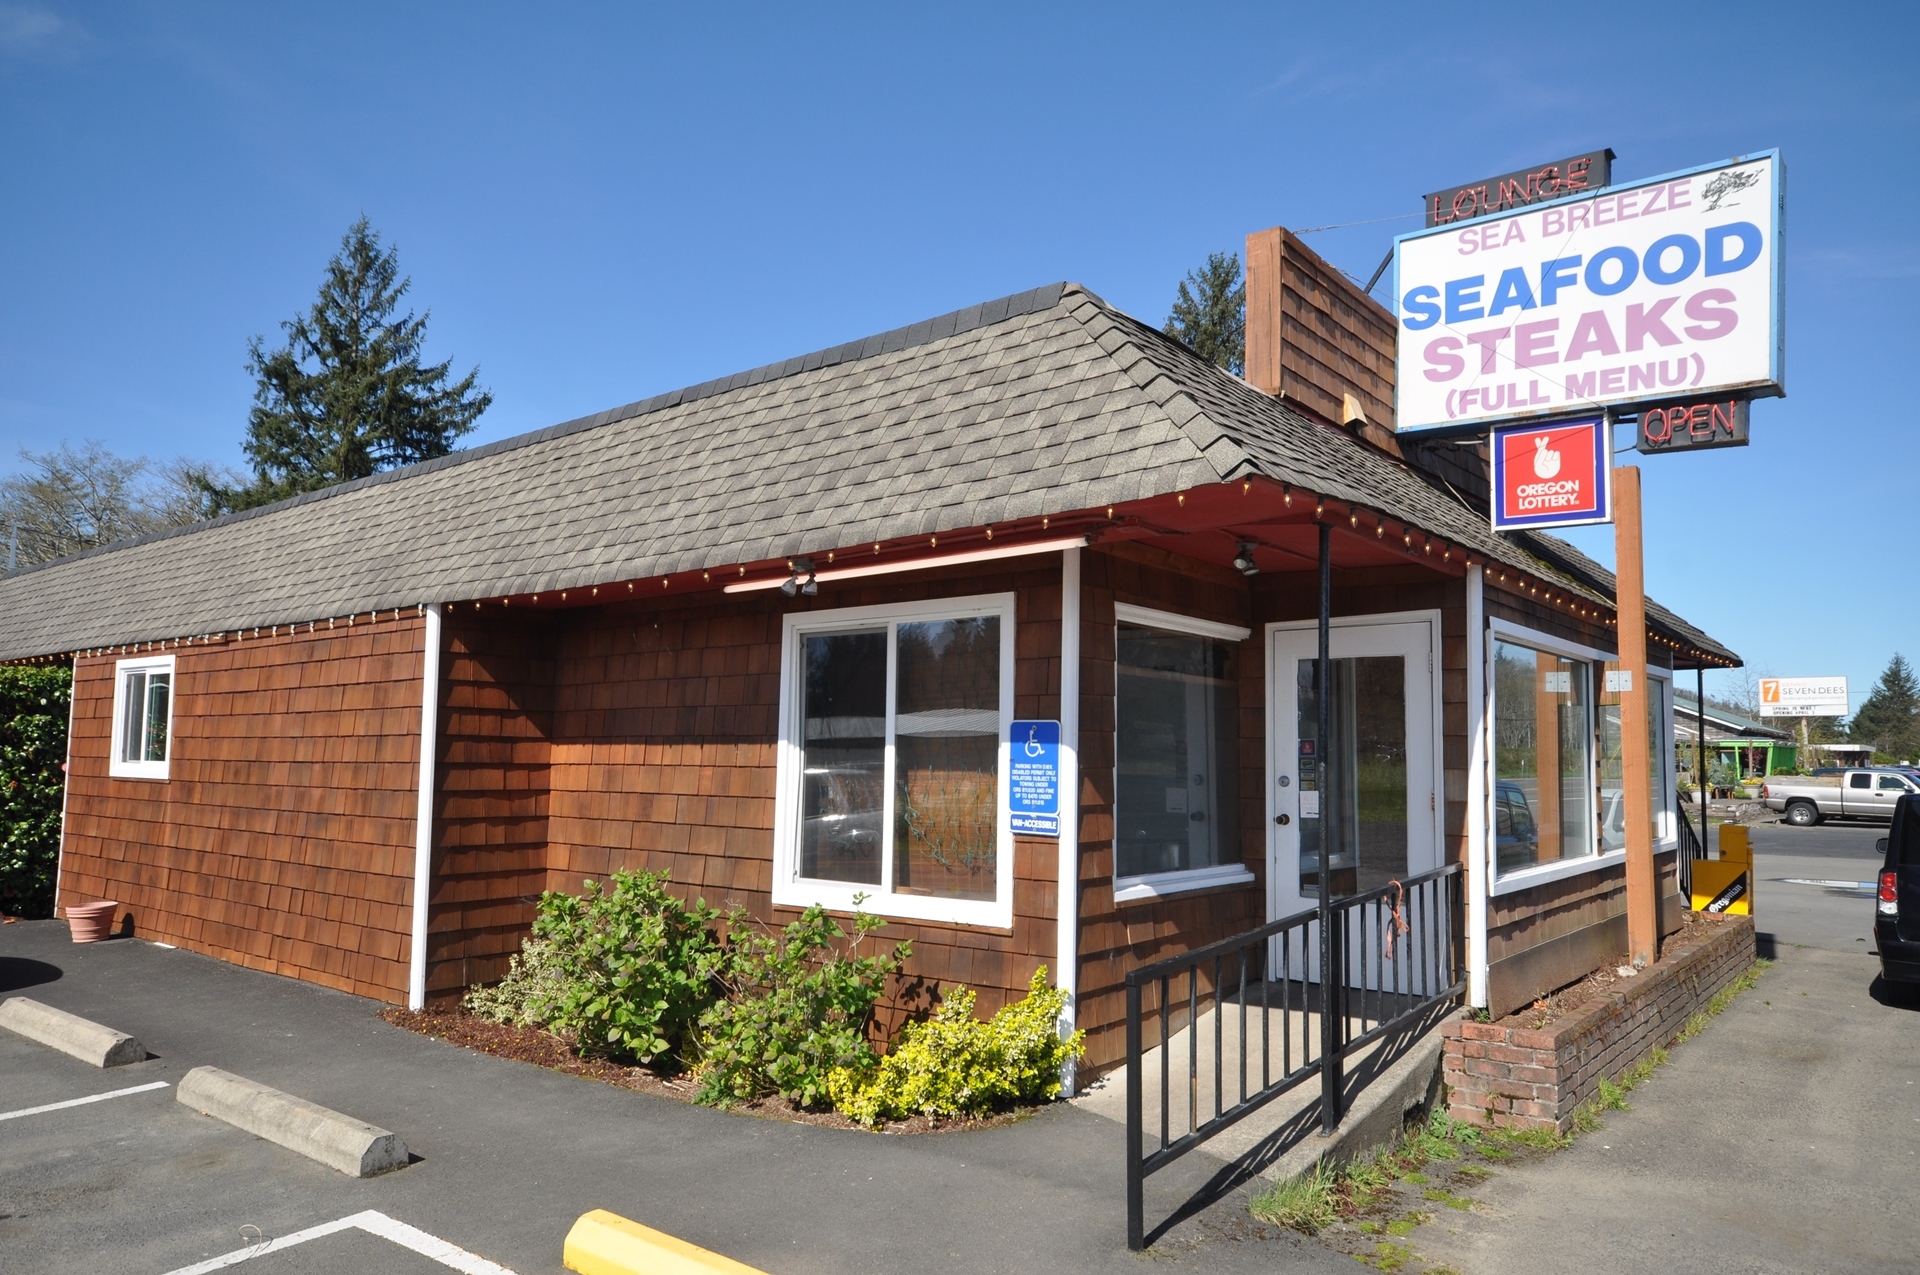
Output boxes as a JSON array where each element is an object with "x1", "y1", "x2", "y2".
[
  {"x1": 1123, "y1": 861, "x2": 1463, "y2": 1251},
  {"x1": 1676, "y1": 801, "x2": 1706, "y2": 899}
]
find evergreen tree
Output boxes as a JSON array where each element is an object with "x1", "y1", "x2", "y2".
[
  {"x1": 209, "y1": 218, "x2": 491, "y2": 511},
  {"x1": 1851, "y1": 653, "x2": 1920, "y2": 761},
  {"x1": 1164, "y1": 251, "x2": 1246, "y2": 376}
]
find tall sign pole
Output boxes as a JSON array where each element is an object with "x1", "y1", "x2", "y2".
[{"x1": 1614, "y1": 456, "x2": 1658, "y2": 965}]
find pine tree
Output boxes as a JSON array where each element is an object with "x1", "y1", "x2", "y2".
[
  {"x1": 1164, "y1": 251, "x2": 1246, "y2": 376},
  {"x1": 1850, "y1": 653, "x2": 1920, "y2": 761},
  {"x1": 210, "y1": 218, "x2": 491, "y2": 512}
]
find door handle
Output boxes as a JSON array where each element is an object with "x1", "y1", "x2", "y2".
[{"x1": 1274, "y1": 814, "x2": 1290, "y2": 826}]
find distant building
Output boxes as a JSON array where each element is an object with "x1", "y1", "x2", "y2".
[{"x1": 1674, "y1": 690, "x2": 1795, "y2": 778}]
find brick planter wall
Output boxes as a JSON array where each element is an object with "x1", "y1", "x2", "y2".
[{"x1": 1443, "y1": 914, "x2": 1756, "y2": 1133}]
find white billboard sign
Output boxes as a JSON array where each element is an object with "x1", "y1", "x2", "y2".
[
  {"x1": 1758, "y1": 677, "x2": 1848, "y2": 718},
  {"x1": 1393, "y1": 151, "x2": 1784, "y2": 433}
]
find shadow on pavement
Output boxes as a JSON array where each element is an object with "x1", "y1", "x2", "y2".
[
  {"x1": 0, "y1": 955, "x2": 63, "y2": 993},
  {"x1": 1868, "y1": 974, "x2": 1920, "y2": 1012},
  {"x1": 1138, "y1": 999, "x2": 1451, "y2": 1248},
  {"x1": 1755, "y1": 931, "x2": 1779, "y2": 960}
]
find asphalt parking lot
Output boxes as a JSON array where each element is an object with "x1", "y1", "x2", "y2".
[{"x1": 0, "y1": 920, "x2": 1348, "y2": 1275}]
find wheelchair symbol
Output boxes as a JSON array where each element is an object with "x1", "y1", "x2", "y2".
[{"x1": 1024, "y1": 724, "x2": 1045, "y2": 758}]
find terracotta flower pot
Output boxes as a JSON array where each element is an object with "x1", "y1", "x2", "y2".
[{"x1": 66, "y1": 901, "x2": 120, "y2": 943}]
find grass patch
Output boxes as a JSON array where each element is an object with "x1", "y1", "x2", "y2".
[
  {"x1": 1249, "y1": 1158, "x2": 1340, "y2": 1234},
  {"x1": 1363, "y1": 1240, "x2": 1417, "y2": 1270},
  {"x1": 1421, "y1": 1186, "x2": 1474, "y2": 1211}
]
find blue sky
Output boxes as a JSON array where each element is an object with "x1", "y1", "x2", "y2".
[{"x1": 2, "y1": 2, "x2": 1913, "y2": 711}]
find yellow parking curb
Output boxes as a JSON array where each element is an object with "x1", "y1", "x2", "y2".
[{"x1": 563, "y1": 1209, "x2": 768, "y2": 1275}]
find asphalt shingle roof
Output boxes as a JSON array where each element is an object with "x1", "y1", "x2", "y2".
[{"x1": 0, "y1": 283, "x2": 1738, "y2": 667}]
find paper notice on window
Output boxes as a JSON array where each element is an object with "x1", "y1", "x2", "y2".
[
  {"x1": 1541, "y1": 671, "x2": 1571, "y2": 693},
  {"x1": 1300, "y1": 792, "x2": 1320, "y2": 818},
  {"x1": 1604, "y1": 670, "x2": 1633, "y2": 692},
  {"x1": 1164, "y1": 788, "x2": 1188, "y2": 813}
]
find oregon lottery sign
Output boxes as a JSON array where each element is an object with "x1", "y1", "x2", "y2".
[
  {"x1": 1393, "y1": 152, "x2": 1784, "y2": 433},
  {"x1": 1490, "y1": 417, "x2": 1611, "y2": 531}
]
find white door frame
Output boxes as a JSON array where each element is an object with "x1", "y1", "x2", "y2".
[{"x1": 1263, "y1": 609, "x2": 1445, "y2": 927}]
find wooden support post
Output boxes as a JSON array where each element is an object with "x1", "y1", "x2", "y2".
[{"x1": 1615, "y1": 464, "x2": 1658, "y2": 965}]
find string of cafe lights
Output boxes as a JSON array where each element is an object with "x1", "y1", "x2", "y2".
[{"x1": 16, "y1": 481, "x2": 1732, "y2": 671}]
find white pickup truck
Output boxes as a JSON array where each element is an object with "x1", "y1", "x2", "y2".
[{"x1": 1761, "y1": 769, "x2": 1920, "y2": 826}]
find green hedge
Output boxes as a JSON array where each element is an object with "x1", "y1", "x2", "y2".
[{"x1": 0, "y1": 665, "x2": 71, "y2": 918}]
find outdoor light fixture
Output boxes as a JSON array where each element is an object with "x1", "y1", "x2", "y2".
[
  {"x1": 725, "y1": 535, "x2": 1089, "y2": 593},
  {"x1": 1233, "y1": 541, "x2": 1259, "y2": 577},
  {"x1": 779, "y1": 558, "x2": 818, "y2": 597}
]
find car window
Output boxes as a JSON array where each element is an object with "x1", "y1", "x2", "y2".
[
  {"x1": 1893, "y1": 797, "x2": 1920, "y2": 867},
  {"x1": 1880, "y1": 776, "x2": 1911, "y2": 792},
  {"x1": 1496, "y1": 803, "x2": 1513, "y2": 835},
  {"x1": 1849, "y1": 773, "x2": 1871, "y2": 789}
]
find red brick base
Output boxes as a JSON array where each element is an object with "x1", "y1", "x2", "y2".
[{"x1": 1443, "y1": 914, "x2": 1757, "y2": 1133}]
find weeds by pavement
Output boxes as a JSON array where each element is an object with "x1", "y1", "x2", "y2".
[{"x1": 1250, "y1": 958, "x2": 1772, "y2": 1271}]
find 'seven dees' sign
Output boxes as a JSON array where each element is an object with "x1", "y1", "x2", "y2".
[
  {"x1": 1393, "y1": 152, "x2": 1784, "y2": 433},
  {"x1": 1757, "y1": 677, "x2": 1848, "y2": 718}
]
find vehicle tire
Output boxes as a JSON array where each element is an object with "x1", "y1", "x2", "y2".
[{"x1": 1785, "y1": 801, "x2": 1820, "y2": 828}]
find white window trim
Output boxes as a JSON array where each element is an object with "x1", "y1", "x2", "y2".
[
  {"x1": 1114, "y1": 602, "x2": 1252, "y2": 644},
  {"x1": 772, "y1": 592, "x2": 1016, "y2": 929},
  {"x1": 1114, "y1": 862, "x2": 1257, "y2": 903},
  {"x1": 1646, "y1": 667, "x2": 1679, "y2": 850},
  {"x1": 108, "y1": 654, "x2": 175, "y2": 781},
  {"x1": 1487, "y1": 620, "x2": 1601, "y2": 896},
  {"x1": 1111, "y1": 604, "x2": 1255, "y2": 902}
]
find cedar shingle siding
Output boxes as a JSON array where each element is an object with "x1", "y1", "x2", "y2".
[{"x1": 60, "y1": 619, "x2": 424, "y2": 1000}]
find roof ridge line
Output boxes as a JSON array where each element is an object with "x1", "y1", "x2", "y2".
[{"x1": 0, "y1": 282, "x2": 1077, "y2": 582}]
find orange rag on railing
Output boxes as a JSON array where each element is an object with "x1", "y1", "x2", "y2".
[{"x1": 1383, "y1": 879, "x2": 1411, "y2": 961}]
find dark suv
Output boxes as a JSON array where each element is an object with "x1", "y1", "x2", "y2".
[{"x1": 1876, "y1": 794, "x2": 1920, "y2": 985}]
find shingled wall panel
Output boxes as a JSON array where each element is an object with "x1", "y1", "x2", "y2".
[
  {"x1": 428, "y1": 612, "x2": 556, "y2": 998},
  {"x1": 58, "y1": 615, "x2": 425, "y2": 1001}
]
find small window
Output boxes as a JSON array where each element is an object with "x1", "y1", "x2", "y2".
[
  {"x1": 1879, "y1": 775, "x2": 1910, "y2": 792},
  {"x1": 110, "y1": 655, "x2": 175, "y2": 780},
  {"x1": 1850, "y1": 773, "x2": 1872, "y2": 790},
  {"x1": 775, "y1": 594, "x2": 1015, "y2": 927},
  {"x1": 1114, "y1": 616, "x2": 1244, "y2": 891}
]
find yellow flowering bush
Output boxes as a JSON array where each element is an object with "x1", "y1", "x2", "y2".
[{"x1": 830, "y1": 967, "x2": 1085, "y2": 1126}]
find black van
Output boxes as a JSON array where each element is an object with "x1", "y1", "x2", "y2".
[{"x1": 1876, "y1": 794, "x2": 1920, "y2": 985}]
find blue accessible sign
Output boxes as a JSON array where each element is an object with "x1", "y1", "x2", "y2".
[{"x1": 1008, "y1": 719, "x2": 1060, "y2": 837}]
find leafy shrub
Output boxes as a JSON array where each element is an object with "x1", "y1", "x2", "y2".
[
  {"x1": 830, "y1": 967, "x2": 1084, "y2": 1126},
  {"x1": 694, "y1": 901, "x2": 908, "y2": 1109},
  {"x1": 523, "y1": 870, "x2": 725, "y2": 1064},
  {"x1": 463, "y1": 935, "x2": 571, "y2": 1029},
  {"x1": 0, "y1": 666, "x2": 71, "y2": 918}
]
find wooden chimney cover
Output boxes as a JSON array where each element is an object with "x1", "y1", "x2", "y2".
[{"x1": 1245, "y1": 226, "x2": 1399, "y2": 442}]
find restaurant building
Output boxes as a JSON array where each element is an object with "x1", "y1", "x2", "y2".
[{"x1": 1, "y1": 234, "x2": 1738, "y2": 1075}]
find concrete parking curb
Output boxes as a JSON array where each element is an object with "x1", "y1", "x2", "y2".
[
  {"x1": 0, "y1": 996, "x2": 149, "y2": 1067},
  {"x1": 564, "y1": 1209, "x2": 767, "y2": 1275},
  {"x1": 175, "y1": 1065, "x2": 408, "y2": 1177}
]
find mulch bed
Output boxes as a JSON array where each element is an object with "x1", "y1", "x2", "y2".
[
  {"x1": 378, "y1": 1006, "x2": 1029, "y2": 1136},
  {"x1": 1505, "y1": 909, "x2": 1733, "y2": 1031}
]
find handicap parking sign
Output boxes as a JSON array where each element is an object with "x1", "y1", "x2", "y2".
[{"x1": 1008, "y1": 719, "x2": 1060, "y2": 837}]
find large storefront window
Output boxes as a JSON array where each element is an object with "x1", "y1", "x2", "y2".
[
  {"x1": 777, "y1": 595, "x2": 1014, "y2": 926},
  {"x1": 1493, "y1": 639, "x2": 1592, "y2": 876},
  {"x1": 1115, "y1": 622, "x2": 1241, "y2": 885}
]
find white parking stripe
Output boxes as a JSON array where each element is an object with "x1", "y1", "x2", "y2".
[
  {"x1": 158, "y1": 1209, "x2": 517, "y2": 1275},
  {"x1": 0, "y1": 1080, "x2": 171, "y2": 1122},
  {"x1": 1777, "y1": 877, "x2": 1877, "y2": 890}
]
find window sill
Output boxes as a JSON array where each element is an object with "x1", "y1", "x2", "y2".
[
  {"x1": 107, "y1": 764, "x2": 170, "y2": 782},
  {"x1": 772, "y1": 878, "x2": 1014, "y2": 930},
  {"x1": 1113, "y1": 864, "x2": 1257, "y2": 903},
  {"x1": 1492, "y1": 848, "x2": 1624, "y2": 896}
]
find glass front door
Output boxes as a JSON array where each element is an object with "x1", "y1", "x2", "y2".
[{"x1": 1269, "y1": 616, "x2": 1442, "y2": 985}]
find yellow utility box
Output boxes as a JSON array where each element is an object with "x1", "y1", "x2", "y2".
[{"x1": 1691, "y1": 823, "x2": 1753, "y2": 916}]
